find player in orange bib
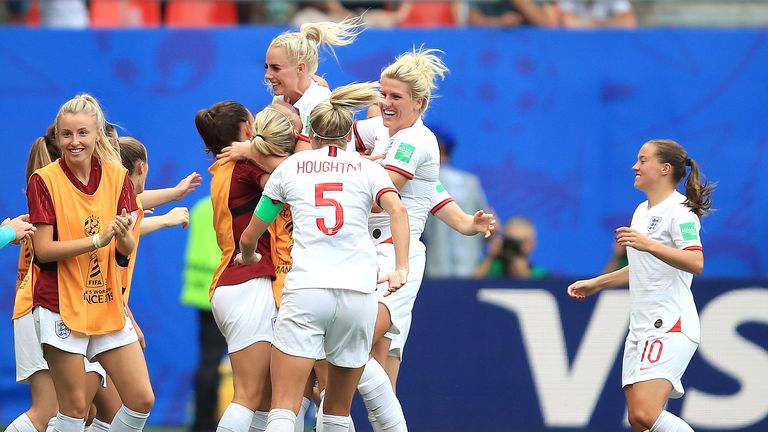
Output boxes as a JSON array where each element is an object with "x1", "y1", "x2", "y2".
[{"x1": 27, "y1": 95, "x2": 153, "y2": 432}]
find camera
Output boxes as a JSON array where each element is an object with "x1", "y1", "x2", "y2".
[{"x1": 501, "y1": 236, "x2": 524, "y2": 258}]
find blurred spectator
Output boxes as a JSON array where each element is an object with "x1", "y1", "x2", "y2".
[
  {"x1": 182, "y1": 196, "x2": 227, "y2": 432},
  {"x1": 468, "y1": 0, "x2": 558, "y2": 27},
  {"x1": 398, "y1": 1, "x2": 465, "y2": 27},
  {"x1": 4, "y1": 0, "x2": 30, "y2": 23},
  {"x1": 558, "y1": 0, "x2": 637, "y2": 28},
  {"x1": 474, "y1": 216, "x2": 549, "y2": 279},
  {"x1": 293, "y1": 0, "x2": 405, "y2": 27},
  {"x1": 39, "y1": 0, "x2": 88, "y2": 27},
  {"x1": 424, "y1": 128, "x2": 489, "y2": 277}
]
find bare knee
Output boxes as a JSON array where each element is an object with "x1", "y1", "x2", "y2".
[
  {"x1": 124, "y1": 389, "x2": 155, "y2": 414},
  {"x1": 627, "y1": 406, "x2": 658, "y2": 430}
]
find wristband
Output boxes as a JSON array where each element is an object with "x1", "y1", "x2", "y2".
[{"x1": 92, "y1": 233, "x2": 102, "y2": 250}]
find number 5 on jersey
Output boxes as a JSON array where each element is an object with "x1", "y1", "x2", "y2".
[{"x1": 315, "y1": 183, "x2": 344, "y2": 236}]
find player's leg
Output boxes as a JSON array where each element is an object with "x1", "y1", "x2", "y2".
[
  {"x1": 90, "y1": 374, "x2": 122, "y2": 431},
  {"x1": 13, "y1": 313, "x2": 58, "y2": 432},
  {"x1": 210, "y1": 278, "x2": 276, "y2": 432},
  {"x1": 267, "y1": 288, "x2": 332, "y2": 432},
  {"x1": 318, "y1": 289, "x2": 376, "y2": 432},
  {"x1": 91, "y1": 315, "x2": 153, "y2": 432}
]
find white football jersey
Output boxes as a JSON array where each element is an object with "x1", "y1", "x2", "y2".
[
  {"x1": 626, "y1": 190, "x2": 703, "y2": 343},
  {"x1": 353, "y1": 116, "x2": 439, "y2": 243},
  {"x1": 273, "y1": 80, "x2": 331, "y2": 137},
  {"x1": 263, "y1": 146, "x2": 397, "y2": 293}
]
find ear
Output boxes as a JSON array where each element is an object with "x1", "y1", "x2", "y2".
[
  {"x1": 297, "y1": 62, "x2": 307, "y2": 75},
  {"x1": 661, "y1": 162, "x2": 672, "y2": 175},
  {"x1": 135, "y1": 160, "x2": 146, "y2": 176},
  {"x1": 241, "y1": 120, "x2": 253, "y2": 140}
]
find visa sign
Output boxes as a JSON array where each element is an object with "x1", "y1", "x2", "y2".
[{"x1": 478, "y1": 287, "x2": 768, "y2": 430}]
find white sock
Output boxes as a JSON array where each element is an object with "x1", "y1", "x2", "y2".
[
  {"x1": 109, "y1": 406, "x2": 149, "y2": 432},
  {"x1": 217, "y1": 403, "x2": 254, "y2": 432},
  {"x1": 357, "y1": 359, "x2": 406, "y2": 431},
  {"x1": 53, "y1": 413, "x2": 85, "y2": 432},
  {"x1": 45, "y1": 418, "x2": 56, "y2": 432},
  {"x1": 250, "y1": 411, "x2": 268, "y2": 432},
  {"x1": 293, "y1": 398, "x2": 310, "y2": 432},
  {"x1": 317, "y1": 412, "x2": 350, "y2": 432},
  {"x1": 650, "y1": 411, "x2": 694, "y2": 432},
  {"x1": 6, "y1": 413, "x2": 37, "y2": 432},
  {"x1": 87, "y1": 418, "x2": 111, "y2": 432},
  {"x1": 265, "y1": 409, "x2": 295, "y2": 432}
]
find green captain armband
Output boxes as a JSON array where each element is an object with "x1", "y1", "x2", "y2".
[{"x1": 254, "y1": 195, "x2": 284, "y2": 224}]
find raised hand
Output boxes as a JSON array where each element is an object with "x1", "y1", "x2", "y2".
[
  {"x1": 472, "y1": 210, "x2": 496, "y2": 238},
  {"x1": 173, "y1": 172, "x2": 203, "y2": 201},
  {"x1": 163, "y1": 207, "x2": 189, "y2": 228},
  {"x1": 615, "y1": 226, "x2": 653, "y2": 252}
]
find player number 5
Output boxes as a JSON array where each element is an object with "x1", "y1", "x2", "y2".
[{"x1": 315, "y1": 183, "x2": 344, "y2": 236}]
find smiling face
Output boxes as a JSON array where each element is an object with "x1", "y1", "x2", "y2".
[
  {"x1": 57, "y1": 112, "x2": 97, "y2": 166},
  {"x1": 379, "y1": 77, "x2": 423, "y2": 135},
  {"x1": 632, "y1": 142, "x2": 671, "y2": 193},
  {"x1": 265, "y1": 46, "x2": 305, "y2": 103}
]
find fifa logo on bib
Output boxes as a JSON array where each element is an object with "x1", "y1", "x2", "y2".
[
  {"x1": 647, "y1": 216, "x2": 662, "y2": 233},
  {"x1": 84, "y1": 215, "x2": 106, "y2": 288},
  {"x1": 55, "y1": 320, "x2": 71, "y2": 339}
]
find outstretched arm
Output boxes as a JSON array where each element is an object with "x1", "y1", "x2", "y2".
[
  {"x1": 434, "y1": 202, "x2": 495, "y2": 238},
  {"x1": 567, "y1": 266, "x2": 630, "y2": 300},
  {"x1": 140, "y1": 207, "x2": 190, "y2": 236},
  {"x1": 138, "y1": 172, "x2": 202, "y2": 209}
]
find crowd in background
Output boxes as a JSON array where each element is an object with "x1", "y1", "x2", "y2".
[{"x1": 2, "y1": 0, "x2": 640, "y2": 29}]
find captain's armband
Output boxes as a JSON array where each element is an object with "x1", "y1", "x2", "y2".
[{"x1": 254, "y1": 195, "x2": 284, "y2": 224}]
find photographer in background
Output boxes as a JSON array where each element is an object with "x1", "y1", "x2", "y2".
[{"x1": 474, "y1": 216, "x2": 548, "y2": 279}]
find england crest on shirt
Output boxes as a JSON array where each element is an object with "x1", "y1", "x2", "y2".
[{"x1": 647, "y1": 216, "x2": 662, "y2": 233}]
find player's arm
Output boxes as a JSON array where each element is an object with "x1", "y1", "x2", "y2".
[
  {"x1": 138, "y1": 172, "x2": 202, "y2": 209},
  {"x1": 235, "y1": 195, "x2": 283, "y2": 265},
  {"x1": 615, "y1": 226, "x2": 703, "y2": 275},
  {"x1": 125, "y1": 305, "x2": 146, "y2": 351},
  {"x1": 377, "y1": 190, "x2": 409, "y2": 294},
  {"x1": 567, "y1": 266, "x2": 629, "y2": 300},
  {"x1": 434, "y1": 202, "x2": 495, "y2": 238},
  {"x1": 140, "y1": 207, "x2": 189, "y2": 236}
]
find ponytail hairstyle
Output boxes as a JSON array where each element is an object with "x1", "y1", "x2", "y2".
[
  {"x1": 118, "y1": 136, "x2": 148, "y2": 176},
  {"x1": 54, "y1": 94, "x2": 121, "y2": 166},
  {"x1": 269, "y1": 17, "x2": 364, "y2": 76},
  {"x1": 381, "y1": 46, "x2": 448, "y2": 115},
  {"x1": 250, "y1": 105, "x2": 299, "y2": 157},
  {"x1": 26, "y1": 123, "x2": 61, "y2": 182},
  {"x1": 310, "y1": 82, "x2": 382, "y2": 148},
  {"x1": 648, "y1": 139, "x2": 715, "y2": 217},
  {"x1": 195, "y1": 101, "x2": 251, "y2": 156}
]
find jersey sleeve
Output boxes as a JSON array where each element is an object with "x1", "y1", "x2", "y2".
[
  {"x1": 118, "y1": 173, "x2": 139, "y2": 215},
  {"x1": 430, "y1": 180, "x2": 454, "y2": 215},
  {"x1": 368, "y1": 162, "x2": 398, "y2": 207},
  {"x1": 262, "y1": 162, "x2": 287, "y2": 204},
  {"x1": 27, "y1": 173, "x2": 56, "y2": 225},
  {"x1": 352, "y1": 117, "x2": 382, "y2": 153},
  {"x1": 671, "y1": 207, "x2": 702, "y2": 251},
  {"x1": 383, "y1": 131, "x2": 431, "y2": 181}
]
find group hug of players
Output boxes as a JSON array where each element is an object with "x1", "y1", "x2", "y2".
[{"x1": 5, "y1": 16, "x2": 714, "y2": 432}]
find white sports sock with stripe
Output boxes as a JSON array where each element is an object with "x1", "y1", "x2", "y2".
[
  {"x1": 6, "y1": 413, "x2": 37, "y2": 432},
  {"x1": 650, "y1": 411, "x2": 694, "y2": 432}
]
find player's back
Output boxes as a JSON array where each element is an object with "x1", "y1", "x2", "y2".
[{"x1": 263, "y1": 146, "x2": 395, "y2": 292}]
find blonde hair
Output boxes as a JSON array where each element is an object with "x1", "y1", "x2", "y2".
[
  {"x1": 250, "y1": 106, "x2": 297, "y2": 157},
  {"x1": 310, "y1": 82, "x2": 382, "y2": 148},
  {"x1": 55, "y1": 94, "x2": 122, "y2": 166},
  {"x1": 381, "y1": 46, "x2": 448, "y2": 115},
  {"x1": 269, "y1": 17, "x2": 364, "y2": 75}
]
